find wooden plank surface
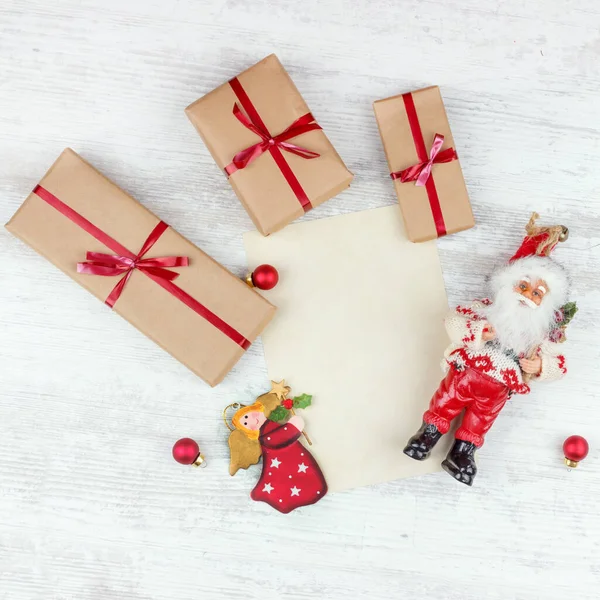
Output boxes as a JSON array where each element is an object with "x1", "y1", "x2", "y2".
[{"x1": 1, "y1": 0, "x2": 599, "y2": 598}]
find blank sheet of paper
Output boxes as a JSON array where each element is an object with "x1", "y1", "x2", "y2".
[{"x1": 244, "y1": 206, "x2": 453, "y2": 492}]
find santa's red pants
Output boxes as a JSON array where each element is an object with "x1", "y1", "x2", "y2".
[{"x1": 423, "y1": 367, "x2": 510, "y2": 447}]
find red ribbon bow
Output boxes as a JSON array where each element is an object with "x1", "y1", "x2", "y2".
[
  {"x1": 224, "y1": 103, "x2": 322, "y2": 176},
  {"x1": 76, "y1": 221, "x2": 189, "y2": 308},
  {"x1": 391, "y1": 133, "x2": 457, "y2": 187}
]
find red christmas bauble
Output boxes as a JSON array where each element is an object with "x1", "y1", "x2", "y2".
[
  {"x1": 563, "y1": 435, "x2": 589, "y2": 468},
  {"x1": 172, "y1": 438, "x2": 200, "y2": 465},
  {"x1": 252, "y1": 264, "x2": 279, "y2": 290}
]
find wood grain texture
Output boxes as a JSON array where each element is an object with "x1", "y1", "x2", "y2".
[{"x1": 1, "y1": 0, "x2": 599, "y2": 598}]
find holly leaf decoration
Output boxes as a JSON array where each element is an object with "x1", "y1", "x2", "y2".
[
  {"x1": 560, "y1": 302, "x2": 578, "y2": 327},
  {"x1": 268, "y1": 406, "x2": 289, "y2": 422},
  {"x1": 293, "y1": 394, "x2": 312, "y2": 410}
]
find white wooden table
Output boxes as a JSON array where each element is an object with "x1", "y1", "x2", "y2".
[{"x1": 1, "y1": 1, "x2": 599, "y2": 598}]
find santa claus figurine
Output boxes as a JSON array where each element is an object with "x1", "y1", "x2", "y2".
[{"x1": 404, "y1": 213, "x2": 575, "y2": 486}]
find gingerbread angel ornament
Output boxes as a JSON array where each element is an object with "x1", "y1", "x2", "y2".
[
  {"x1": 224, "y1": 380, "x2": 327, "y2": 514},
  {"x1": 404, "y1": 213, "x2": 576, "y2": 486}
]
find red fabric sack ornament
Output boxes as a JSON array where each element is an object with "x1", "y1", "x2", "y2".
[{"x1": 224, "y1": 380, "x2": 327, "y2": 514}]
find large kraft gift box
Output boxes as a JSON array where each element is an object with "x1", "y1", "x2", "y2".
[
  {"x1": 373, "y1": 86, "x2": 475, "y2": 242},
  {"x1": 185, "y1": 54, "x2": 354, "y2": 236},
  {"x1": 5, "y1": 149, "x2": 276, "y2": 387}
]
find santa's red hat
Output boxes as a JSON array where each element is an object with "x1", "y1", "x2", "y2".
[
  {"x1": 490, "y1": 213, "x2": 570, "y2": 307},
  {"x1": 510, "y1": 212, "x2": 569, "y2": 262}
]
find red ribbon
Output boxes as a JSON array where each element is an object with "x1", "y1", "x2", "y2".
[
  {"x1": 76, "y1": 221, "x2": 189, "y2": 308},
  {"x1": 391, "y1": 133, "x2": 457, "y2": 187},
  {"x1": 390, "y1": 93, "x2": 456, "y2": 238},
  {"x1": 225, "y1": 104, "x2": 321, "y2": 173},
  {"x1": 224, "y1": 76, "x2": 322, "y2": 212},
  {"x1": 33, "y1": 185, "x2": 251, "y2": 349}
]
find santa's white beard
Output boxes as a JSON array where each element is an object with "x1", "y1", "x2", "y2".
[{"x1": 482, "y1": 286, "x2": 556, "y2": 355}]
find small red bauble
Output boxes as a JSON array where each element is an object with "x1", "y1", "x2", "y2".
[
  {"x1": 563, "y1": 435, "x2": 589, "y2": 468},
  {"x1": 251, "y1": 264, "x2": 279, "y2": 290},
  {"x1": 172, "y1": 438, "x2": 205, "y2": 467},
  {"x1": 282, "y1": 399, "x2": 294, "y2": 409}
]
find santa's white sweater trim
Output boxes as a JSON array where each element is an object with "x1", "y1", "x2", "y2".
[{"x1": 443, "y1": 299, "x2": 567, "y2": 395}]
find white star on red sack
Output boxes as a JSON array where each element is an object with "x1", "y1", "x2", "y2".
[
  {"x1": 262, "y1": 483, "x2": 274, "y2": 494},
  {"x1": 298, "y1": 463, "x2": 308, "y2": 473},
  {"x1": 291, "y1": 486, "x2": 301, "y2": 496},
  {"x1": 270, "y1": 457, "x2": 281, "y2": 468}
]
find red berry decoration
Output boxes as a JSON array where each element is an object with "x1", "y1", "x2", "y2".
[
  {"x1": 282, "y1": 399, "x2": 294, "y2": 409},
  {"x1": 172, "y1": 438, "x2": 205, "y2": 467},
  {"x1": 251, "y1": 264, "x2": 279, "y2": 290},
  {"x1": 563, "y1": 435, "x2": 589, "y2": 468}
]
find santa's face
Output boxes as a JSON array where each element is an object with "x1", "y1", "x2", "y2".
[
  {"x1": 241, "y1": 410, "x2": 267, "y2": 431},
  {"x1": 484, "y1": 255, "x2": 568, "y2": 355},
  {"x1": 484, "y1": 274, "x2": 559, "y2": 355},
  {"x1": 514, "y1": 277, "x2": 548, "y2": 308}
]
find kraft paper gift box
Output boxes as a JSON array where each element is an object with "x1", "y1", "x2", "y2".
[
  {"x1": 185, "y1": 54, "x2": 354, "y2": 236},
  {"x1": 5, "y1": 149, "x2": 276, "y2": 387},
  {"x1": 373, "y1": 86, "x2": 475, "y2": 242}
]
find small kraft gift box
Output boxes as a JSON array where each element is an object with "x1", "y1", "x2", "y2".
[
  {"x1": 373, "y1": 86, "x2": 475, "y2": 242},
  {"x1": 5, "y1": 149, "x2": 276, "y2": 387},
  {"x1": 185, "y1": 54, "x2": 354, "y2": 236}
]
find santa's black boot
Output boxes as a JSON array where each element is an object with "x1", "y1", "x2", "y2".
[
  {"x1": 403, "y1": 422, "x2": 443, "y2": 461},
  {"x1": 441, "y1": 439, "x2": 478, "y2": 486}
]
